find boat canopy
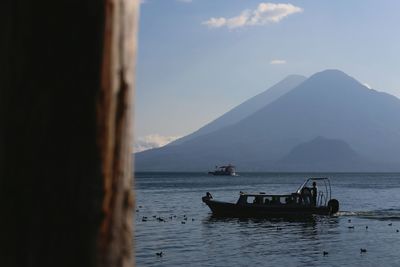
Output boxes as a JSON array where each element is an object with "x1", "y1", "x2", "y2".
[
  {"x1": 296, "y1": 177, "x2": 332, "y2": 206},
  {"x1": 239, "y1": 177, "x2": 332, "y2": 206}
]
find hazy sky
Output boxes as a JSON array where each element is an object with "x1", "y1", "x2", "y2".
[{"x1": 135, "y1": 0, "x2": 400, "y2": 148}]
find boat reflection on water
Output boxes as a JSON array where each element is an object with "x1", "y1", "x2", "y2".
[
  {"x1": 204, "y1": 213, "x2": 340, "y2": 225},
  {"x1": 202, "y1": 213, "x2": 341, "y2": 247},
  {"x1": 202, "y1": 206, "x2": 400, "y2": 247}
]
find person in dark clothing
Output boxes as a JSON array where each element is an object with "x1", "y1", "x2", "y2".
[
  {"x1": 311, "y1": 182, "x2": 318, "y2": 206},
  {"x1": 301, "y1": 187, "x2": 311, "y2": 205}
]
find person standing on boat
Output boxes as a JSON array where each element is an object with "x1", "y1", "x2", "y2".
[
  {"x1": 311, "y1": 182, "x2": 317, "y2": 206},
  {"x1": 301, "y1": 187, "x2": 311, "y2": 205}
]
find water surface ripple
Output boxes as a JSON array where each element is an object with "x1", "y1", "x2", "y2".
[{"x1": 135, "y1": 172, "x2": 400, "y2": 267}]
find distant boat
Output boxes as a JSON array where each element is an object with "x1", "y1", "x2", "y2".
[
  {"x1": 208, "y1": 164, "x2": 237, "y2": 176},
  {"x1": 202, "y1": 177, "x2": 340, "y2": 218}
]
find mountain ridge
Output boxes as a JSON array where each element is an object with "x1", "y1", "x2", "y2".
[
  {"x1": 169, "y1": 74, "x2": 306, "y2": 146},
  {"x1": 275, "y1": 136, "x2": 372, "y2": 171},
  {"x1": 136, "y1": 69, "x2": 400, "y2": 171}
]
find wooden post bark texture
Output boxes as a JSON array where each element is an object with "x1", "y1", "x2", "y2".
[{"x1": 0, "y1": 1, "x2": 139, "y2": 267}]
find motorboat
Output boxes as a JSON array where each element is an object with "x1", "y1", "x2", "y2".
[
  {"x1": 208, "y1": 164, "x2": 237, "y2": 176},
  {"x1": 202, "y1": 177, "x2": 339, "y2": 218}
]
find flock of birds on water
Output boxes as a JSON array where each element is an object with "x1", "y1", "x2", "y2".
[
  {"x1": 322, "y1": 218, "x2": 399, "y2": 258},
  {"x1": 136, "y1": 205, "x2": 197, "y2": 258},
  {"x1": 136, "y1": 206, "x2": 399, "y2": 259},
  {"x1": 330, "y1": 218, "x2": 400, "y2": 257}
]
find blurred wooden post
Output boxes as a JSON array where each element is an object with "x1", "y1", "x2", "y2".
[
  {"x1": 0, "y1": 1, "x2": 139, "y2": 267},
  {"x1": 98, "y1": 0, "x2": 138, "y2": 266}
]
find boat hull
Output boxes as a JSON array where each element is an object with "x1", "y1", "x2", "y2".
[
  {"x1": 202, "y1": 198, "x2": 333, "y2": 218},
  {"x1": 208, "y1": 171, "x2": 236, "y2": 176}
]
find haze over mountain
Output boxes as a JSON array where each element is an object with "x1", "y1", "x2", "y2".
[
  {"x1": 170, "y1": 74, "x2": 306, "y2": 145},
  {"x1": 136, "y1": 70, "x2": 400, "y2": 171}
]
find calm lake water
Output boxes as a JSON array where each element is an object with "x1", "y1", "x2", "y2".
[{"x1": 134, "y1": 172, "x2": 400, "y2": 267}]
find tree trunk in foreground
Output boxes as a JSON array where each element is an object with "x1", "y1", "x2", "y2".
[{"x1": 0, "y1": 1, "x2": 139, "y2": 267}]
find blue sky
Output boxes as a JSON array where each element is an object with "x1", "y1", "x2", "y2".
[{"x1": 135, "y1": 0, "x2": 400, "y2": 149}]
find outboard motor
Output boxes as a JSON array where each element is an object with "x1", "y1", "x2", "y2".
[{"x1": 328, "y1": 199, "x2": 339, "y2": 214}]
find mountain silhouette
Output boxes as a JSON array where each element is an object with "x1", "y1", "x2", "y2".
[
  {"x1": 136, "y1": 69, "x2": 400, "y2": 171},
  {"x1": 169, "y1": 74, "x2": 306, "y2": 145},
  {"x1": 276, "y1": 136, "x2": 374, "y2": 171}
]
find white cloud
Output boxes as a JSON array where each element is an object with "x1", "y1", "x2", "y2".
[
  {"x1": 177, "y1": 0, "x2": 192, "y2": 2},
  {"x1": 203, "y1": 3, "x2": 303, "y2": 29},
  {"x1": 134, "y1": 134, "x2": 182, "y2": 153},
  {"x1": 204, "y1": 17, "x2": 227, "y2": 28},
  {"x1": 270, "y1": 59, "x2": 286, "y2": 64},
  {"x1": 363, "y1": 82, "x2": 372, "y2": 89}
]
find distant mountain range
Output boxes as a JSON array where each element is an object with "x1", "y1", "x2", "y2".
[
  {"x1": 136, "y1": 70, "x2": 400, "y2": 171},
  {"x1": 275, "y1": 136, "x2": 375, "y2": 172}
]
